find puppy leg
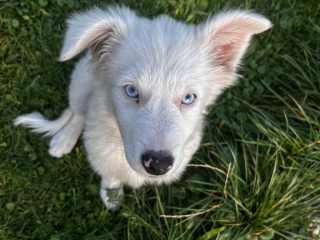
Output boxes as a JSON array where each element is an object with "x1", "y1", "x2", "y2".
[
  {"x1": 100, "y1": 178, "x2": 124, "y2": 209},
  {"x1": 48, "y1": 53, "x2": 93, "y2": 158},
  {"x1": 49, "y1": 114, "x2": 84, "y2": 158},
  {"x1": 15, "y1": 54, "x2": 92, "y2": 158}
]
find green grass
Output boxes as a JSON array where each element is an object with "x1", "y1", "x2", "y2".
[{"x1": 1, "y1": 0, "x2": 320, "y2": 239}]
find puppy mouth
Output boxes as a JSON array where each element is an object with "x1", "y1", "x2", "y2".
[
  {"x1": 145, "y1": 172, "x2": 172, "y2": 179},
  {"x1": 134, "y1": 168, "x2": 172, "y2": 178},
  {"x1": 131, "y1": 164, "x2": 176, "y2": 179}
]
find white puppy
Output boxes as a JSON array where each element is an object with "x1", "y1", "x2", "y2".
[{"x1": 15, "y1": 6, "x2": 271, "y2": 209}]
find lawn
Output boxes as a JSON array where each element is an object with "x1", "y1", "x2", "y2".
[{"x1": 1, "y1": 0, "x2": 320, "y2": 239}]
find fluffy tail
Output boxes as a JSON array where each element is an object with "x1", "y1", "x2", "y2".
[{"x1": 14, "y1": 108, "x2": 74, "y2": 137}]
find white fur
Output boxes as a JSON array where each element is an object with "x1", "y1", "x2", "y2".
[{"x1": 15, "y1": 6, "x2": 271, "y2": 208}]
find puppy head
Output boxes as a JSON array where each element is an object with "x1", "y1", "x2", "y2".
[{"x1": 59, "y1": 6, "x2": 271, "y2": 180}]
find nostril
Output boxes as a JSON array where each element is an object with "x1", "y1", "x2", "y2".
[
  {"x1": 141, "y1": 150, "x2": 173, "y2": 176},
  {"x1": 143, "y1": 159, "x2": 153, "y2": 168}
]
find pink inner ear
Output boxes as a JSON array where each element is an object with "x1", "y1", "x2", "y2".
[
  {"x1": 204, "y1": 11, "x2": 272, "y2": 70},
  {"x1": 216, "y1": 43, "x2": 234, "y2": 64}
]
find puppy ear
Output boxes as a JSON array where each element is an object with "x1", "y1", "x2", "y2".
[
  {"x1": 58, "y1": 6, "x2": 134, "y2": 62},
  {"x1": 201, "y1": 10, "x2": 272, "y2": 72}
]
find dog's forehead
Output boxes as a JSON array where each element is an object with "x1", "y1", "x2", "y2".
[{"x1": 113, "y1": 17, "x2": 206, "y2": 91}]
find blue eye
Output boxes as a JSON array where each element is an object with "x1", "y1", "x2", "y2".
[
  {"x1": 125, "y1": 85, "x2": 138, "y2": 98},
  {"x1": 181, "y1": 93, "x2": 196, "y2": 105}
]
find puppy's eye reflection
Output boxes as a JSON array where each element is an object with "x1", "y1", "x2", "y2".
[
  {"x1": 181, "y1": 93, "x2": 196, "y2": 105},
  {"x1": 125, "y1": 85, "x2": 138, "y2": 98}
]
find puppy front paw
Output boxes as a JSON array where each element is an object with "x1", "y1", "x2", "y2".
[{"x1": 100, "y1": 186, "x2": 124, "y2": 210}]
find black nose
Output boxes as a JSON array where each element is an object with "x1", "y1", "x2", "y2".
[{"x1": 141, "y1": 150, "x2": 173, "y2": 175}]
